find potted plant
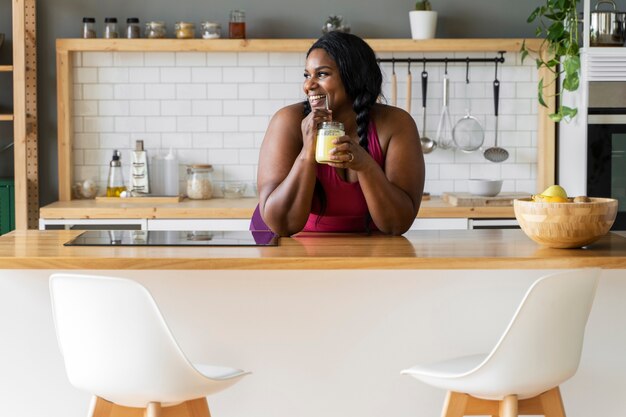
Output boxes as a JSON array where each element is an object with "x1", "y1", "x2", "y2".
[
  {"x1": 322, "y1": 15, "x2": 351, "y2": 34},
  {"x1": 521, "y1": 0, "x2": 580, "y2": 122},
  {"x1": 409, "y1": 0, "x2": 437, "y2": 40}
]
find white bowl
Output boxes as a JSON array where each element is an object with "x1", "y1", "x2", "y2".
[{"x1": 468, "y1": 179, "x2": 503, "y2": 197}]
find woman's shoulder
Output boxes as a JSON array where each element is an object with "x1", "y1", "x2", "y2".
[
  {"x1": 371, "y1": 103, "x2": 417, "y2": 133},
  {"x1": 271, "y1": 102, "x2": 307, "y2": 123}
]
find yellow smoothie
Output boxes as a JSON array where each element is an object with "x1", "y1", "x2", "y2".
[{"x1": 315, "y1": 134, "x2": 340, "y2": 164}]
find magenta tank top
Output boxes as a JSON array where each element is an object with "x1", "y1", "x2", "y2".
[{"x1": 303, "y1": 120, "x2": 384, "y2": 232}]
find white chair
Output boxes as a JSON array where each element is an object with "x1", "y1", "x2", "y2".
[
  {"x1": 402, "y1": 269, "x2": 601, "y2": 417},
  {"x1": 49, "y1": 273, "x2": 250, "y2": 417}
]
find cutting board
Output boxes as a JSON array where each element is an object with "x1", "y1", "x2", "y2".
[{"x1": 442, "y1": 192, "x2": 531, "y2": 207}]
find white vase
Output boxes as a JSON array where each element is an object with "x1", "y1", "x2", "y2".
[{"x1": 409, "y1": 10, "x2": 437, "y2": 40}]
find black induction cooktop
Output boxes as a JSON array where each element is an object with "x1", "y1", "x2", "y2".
[{"x1": 64, "y1": 230, "x2": 279, "y2": 247}]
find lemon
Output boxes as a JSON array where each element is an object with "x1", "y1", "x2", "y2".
[{"x1": 541, "y1": 185, "x2": 568, "y2": 199}]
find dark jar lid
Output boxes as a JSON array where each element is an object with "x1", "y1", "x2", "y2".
[
  {"x1": 83, "y1": 17, "x2": 96, "y2": 23},
  {"x1": 104, "y1": 17, "x2": 118, "y2": 23},
  {"x1": 127, "y1": 17, "x2": 140, "y2": 23}
]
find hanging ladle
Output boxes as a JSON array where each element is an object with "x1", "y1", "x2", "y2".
[
  {"x1": 483, "y1": 58, "x2": 509, "y2": 163},
  {"x1": 420, "y1": 63, "x2": 436, "y2": 154}
]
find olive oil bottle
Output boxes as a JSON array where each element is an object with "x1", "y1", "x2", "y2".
[{"x1": 106, "y1": 150, "x2": 126, "y2": 197}]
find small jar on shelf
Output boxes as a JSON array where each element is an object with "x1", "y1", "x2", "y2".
[
  {"x1": 145, "y1": 21, "x2": 167, "y2": 39},
  {"x1": 82, "y1": 17, "x2": 97, "y2": 38},
  {"x1": 175, "y1": 22, "x2": 196, "y2": 39},
  {"x1": 104, "y1": 17, "x2": 119, "y2": 39},
  {"x1": 201, "y1": 21, "x2": 221, "y2": 39},
  {"x1": 229, "y1": 9, "x2": 246, "y2": 39},
  {"x1": 126, "y1": 18, "x2": 141, "y2": 39},
  {"x1": 186, "y1": 165, "x2": 214, "y2": 200}
]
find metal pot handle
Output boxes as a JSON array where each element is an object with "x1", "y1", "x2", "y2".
[{"x1": 595, "y1": 0, "x2": 617, "y2": 11}]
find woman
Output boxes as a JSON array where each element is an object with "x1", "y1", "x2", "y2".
[{"x1": 256, "y1": 32, "x2": 425, "y2": 236}]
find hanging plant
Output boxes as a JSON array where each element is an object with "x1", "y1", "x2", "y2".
[{"x1": 521, "y1": 0, "x2": 580, "y2": 122}]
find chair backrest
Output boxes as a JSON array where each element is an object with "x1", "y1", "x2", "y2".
[
  {"x1": 49, "y1": 273, "x2": 211, "y2": 405},
  {"x1": 470, "y1": 268, "x2": 600, "y2": 398}
]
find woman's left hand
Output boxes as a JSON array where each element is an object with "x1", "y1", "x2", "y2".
[{"x1": 328, "y1": 135, "x2": 368, "y2": 170}]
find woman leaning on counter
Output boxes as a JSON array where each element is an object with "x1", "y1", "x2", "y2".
[{"x1": 256, "y1": 32, "x2": 425, "y2": 236}]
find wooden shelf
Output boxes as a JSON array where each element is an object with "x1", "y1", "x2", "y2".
[
  {"x1": 0, "y1": 114, "x2": 14, "y2": 121},
  {"x1": 0, "y1": 65, "x2": 13, "y2": 72},
  {"x1": 56, "y1": 38, "x2": 543, "y2": 53}
]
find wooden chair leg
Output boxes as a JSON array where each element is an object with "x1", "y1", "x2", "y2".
[
  {"x1": 90, "y1": 396, "x2": 113, "y2": 417},
  {"x1": 499, "y1": 395, "x2": 518, "y2": 417},
  {"x1": 145, "y1": 402, "x2": 162, "y2": 417},
  {"x1": 441, "y1": 391, "x2": 469, "y2": 417},
  {"x1": 539, "y1": 387, "x2": 566, "y2": 417},
  {"x1": 185, "y1": 398, "x2": 212, "y2": 417}
]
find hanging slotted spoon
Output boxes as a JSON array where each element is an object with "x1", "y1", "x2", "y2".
[
  {"x1": 483, "y1": 63, "x2": 509, "y2": 163},
  {"x1": 453, "y1": 61, "x2": 484, "y2": 153}
]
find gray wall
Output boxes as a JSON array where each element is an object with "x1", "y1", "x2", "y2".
[{"x1": 2, "y1": 0, "x2": 550, "y2": 205}]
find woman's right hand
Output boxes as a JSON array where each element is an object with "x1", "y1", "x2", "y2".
[{"x1": 301, "y1": 107, "x2": 332, "y2": 155}]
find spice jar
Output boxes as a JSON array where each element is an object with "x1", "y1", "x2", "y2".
[
  {"x1": 315, "y1": 121, "x2": 345, "y2": 164},
  {"x1": 201, "y1": 21, "x2": 221, "y2": 39},
  {"x1": 186, "y1": 165, "x2": 214, "y2": 199},
  {"x1": 82, "y1": 17, "x2": 96, "y2": 39},
  {"x1": 145, "y1": 21, "x2": 167, "y2": 39},
  {"x1": 175, "y1": 22, "x2": 196, "y2": 39},
  {"x1": 104, "y1": 17, "x2": 119, "y2": 39},
  {"x1": 126, "y1": 18, "x2": 141, "y2": 39},
  {"x1": 229, "y1": 9, "x2": 246, "y2": 39}
]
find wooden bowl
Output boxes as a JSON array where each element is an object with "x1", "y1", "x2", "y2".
[{"x1": 514, "y1": 197, "x2": 618, "y2": 248}]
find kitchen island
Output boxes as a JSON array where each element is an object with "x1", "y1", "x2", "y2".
[{"x1": 1, "y1": 230, "x2": 625, "y2": 417}]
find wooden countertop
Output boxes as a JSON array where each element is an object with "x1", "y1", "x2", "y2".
[
  {"x1": 1, "y1": 230, "x2": 625, "y2": 270},
  {"x1": 39, "y1": 197, "x2": 515, "y2": 219}
]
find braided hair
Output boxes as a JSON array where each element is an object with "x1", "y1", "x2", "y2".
[{"x1": 303, "y1": 32, "x2": 383, "y2": 153}]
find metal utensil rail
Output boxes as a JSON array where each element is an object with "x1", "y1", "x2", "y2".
[{"x1": 376, "y1": 52, "x2": 506, "y2": 66}]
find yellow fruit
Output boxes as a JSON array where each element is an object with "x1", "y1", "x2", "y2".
[
  {"x1": 543, "y1": 196, "x2": 568, "y2": 203},
  {"x1": 541, "y1": 185, "x2": 568, "y2": 199}
]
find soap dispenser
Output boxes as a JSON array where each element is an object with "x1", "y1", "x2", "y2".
[{"x1": 106, "y1": 150, "x2": 127, "y2": 197}]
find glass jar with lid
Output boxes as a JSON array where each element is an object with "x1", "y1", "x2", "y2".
[
  {"x1": 175, "y1": 22, "x2": 196, "y2": 39},
  {"x1": 186, "y1": 165, "x2": 214, "y2": 199},
  {"x1": 126, "y1": 17, "x2": 141, "y2": 39},
  {"x1": 104, "y1": 17, "x2": 119, "y2": 39},
  {"x1": 145, "y1": 21, "x2": 167, "y2": 39},
  {"x1": 82, "y1": 17, "x2": 97, "y2": 38},
  {"x1": 315, "y1": 121, "x2": 345, "y2": 164},
  {"x1": 201, "y1": 21, "x2": 221, "y2": 39},
  {"x1": 229, "y1": 9, "x2": 246, "y2": 39}
]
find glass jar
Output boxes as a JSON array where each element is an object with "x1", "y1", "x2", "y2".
[
  {"x1": 201, "y1": 21, "x2": 221, "y2": 39},
  {"x1": 175, "y1": 22, "x2": 196, "y2": 39},
  {"x1": 82, "y1": 17, "x2": 96, "y2": 39},
  {"x1": 229, "y1": 9, "x2": 246, "y2": 39},
  {"x1": 186, "y1": 165, "x2": 214, "y2": 200},
  {"x1": 145, "y1": 21, "x2": 167, "y2": 39},
  {"x1": 104, "y1": 17, "x2": 119, "y2": 39},
  {"x1": 126, "y1": 17, "x2": 141, "y2": 39},
  {"x1": 315, "y1": 121, "x2": 345, "y2": 164}
]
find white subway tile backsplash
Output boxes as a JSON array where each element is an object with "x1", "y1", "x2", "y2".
[
  {"x1": 100, "y1": 100, "x2": 130, "y2": 116},
  {"x1": 223, "y1": 67, "x2": 254, "y2": 83},
  {"x1": 129, "y1": 68, "x2": 160, "y2": 83},
  {"x1": 114, "y1": 84, "x2": 144, "y2": 99},
  {"x1": 72, "y1": 51, "x2": 541, "y2": 196},
  {"x1": 177, "y1": 116, "x2": 208, "y2": 132},
  {"x1": 145, "y1": 84, "x2": 176, "y2": 100},
  {"x1": 161, "y1": 67, "x2": 192, "y2": 83},
  {"x1": 145, "y1": 52, "x2": 175, "y2": 67},
  {"x1": 176, "y1": 52, "x2": 206, "y2": 67},
  {"x1": 113, "y1": 52, "x2": 144, "y2": 67}
]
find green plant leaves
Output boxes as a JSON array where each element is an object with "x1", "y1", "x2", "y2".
[{"x1": 523, "y1": 0, "x2": 581, "y2": 123}]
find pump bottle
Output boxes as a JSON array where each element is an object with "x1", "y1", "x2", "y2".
[{"x1": 106, "y1": 150, "x2": 126, "y2": 197}]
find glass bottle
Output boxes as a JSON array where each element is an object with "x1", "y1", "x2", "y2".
[
  {"x1": 126, "y1": 18, "x2": 141, "y2": 39},
  {"x1": 175, "y1": 22, "x2": 196, "y2": 39},
  {"x1": 315, "y1": 121, "x2": 345, "y2": 164},
  {"x1": 186, "y1": 165, "x2": 214, "y2": 200},
  {"x1": 106, "y1": 150, "x2": 126, "y2": 197},
  {"x1": 229, "y1": 10, "x2": 246, "y2": 39},
  {"x1": 82, "y1": 17, "x2": 96, "y2": 39},
  {"x1": 201, "y1": 21, "x2": 221, "y2": 39},
  {"x1": 145, "y1": 21, "x2": 167, "y2": 39},
  {"x1": 104, "y1": 17, "x2": 119, "y2": 39}
]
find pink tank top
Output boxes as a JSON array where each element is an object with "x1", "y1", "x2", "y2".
[{"x1": 303, "y1": 120, "x2": 384, "y2": 232}]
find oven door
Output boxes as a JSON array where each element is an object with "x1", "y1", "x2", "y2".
[{"x1": 587, "y1": 115, "x2": 626, "y2": 230}]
